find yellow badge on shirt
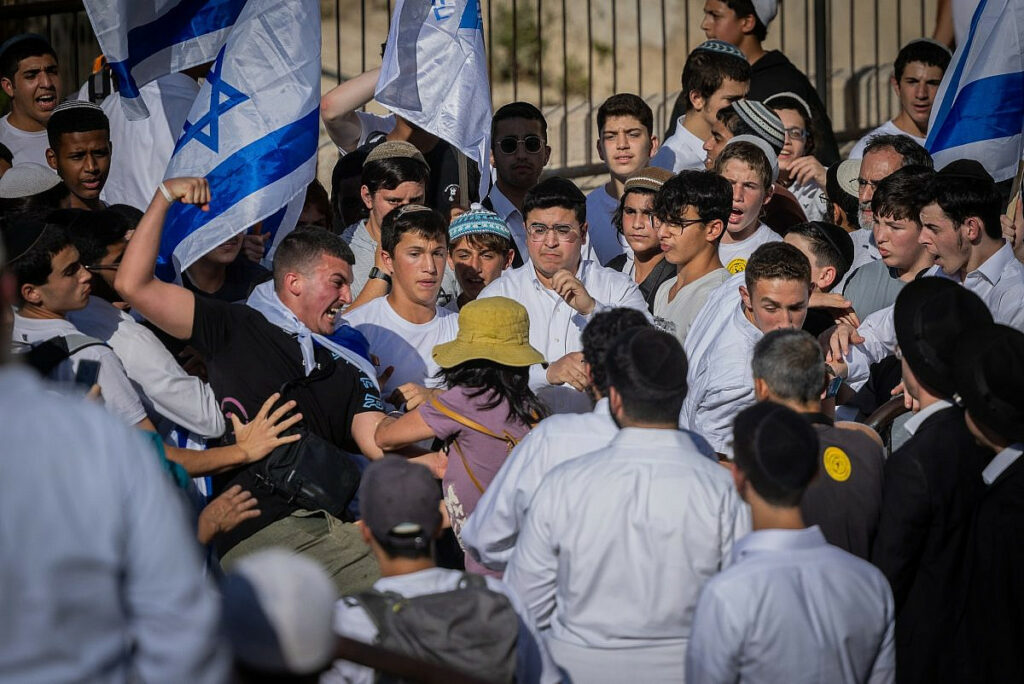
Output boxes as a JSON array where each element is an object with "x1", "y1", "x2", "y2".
[
  {"x1": 726, "y1": 258, "x2": 748, "y2": 274},
  {"x1": 823, "y1": 446, "x2": 852, "y2": 482}
]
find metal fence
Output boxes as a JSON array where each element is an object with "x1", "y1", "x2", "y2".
[{"x1": 1, "y1": 0, "x2": 938, "y2": 177}]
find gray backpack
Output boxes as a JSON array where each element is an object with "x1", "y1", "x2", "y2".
[{"x1": 352, "y1": 573, "x2": 519, "y2": 683}]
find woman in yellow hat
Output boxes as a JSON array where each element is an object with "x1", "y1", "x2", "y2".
[{"x1": 374, "y1": 296, "x2": 548, "y2": 577}]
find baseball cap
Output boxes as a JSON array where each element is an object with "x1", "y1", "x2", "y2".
[{"x1": 359, "y1": 456, "x2": 442, "y2": 552}]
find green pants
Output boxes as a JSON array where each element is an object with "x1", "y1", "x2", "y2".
[{"x1": 221, "y1": 509, "x2": 380, "y2": 595}]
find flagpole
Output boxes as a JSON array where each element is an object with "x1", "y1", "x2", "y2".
[
  {"x1": 457, "y1": 149, "x2": 470, "y2": 211},
  {"x1": 1007, "y1": 159, "x2": 1024, "y2": 218}
]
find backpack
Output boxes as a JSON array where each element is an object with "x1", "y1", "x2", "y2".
[
  {"x1": 352, "y1": 572, "x2": 519, "y2": 684},
  {"x1": 25, "y1": 333, "x2": 108, "y2": 378},
  {"x1": 428, "y1": 398, "x2": 523, "y2": 494}
]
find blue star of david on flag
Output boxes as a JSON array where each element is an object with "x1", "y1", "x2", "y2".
[{"x1": 173, "y1": 46, "x2": 248, "y2": 154}]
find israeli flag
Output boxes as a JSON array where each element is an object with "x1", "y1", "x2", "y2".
[
  {"x1": 83, "y1": 0, "x2": 246, "y2": 120},
  {"x1": 926, "y1": 0, "x2": 1024, "y2": 181},
  {"x1": 157, "y1": 0, "x2": 319, "y2": 279},
  {"x1": 376, "y1": 0, "x2": 492, "y2": 199}
]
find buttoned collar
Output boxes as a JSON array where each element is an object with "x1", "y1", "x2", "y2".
[
  {"x1": 903, "y1": 398, "x2": 953, "y2": 436},
  {"x1": 487, "y1": 183, "x2": 521, "y2": 223},
  {"x1": 982, "y1": 442, "x2": 1024, "y2": 485},
  {"x1": 968, "y1": 240, "x2": 1015, "y2": 288},
  {"x1": 731, "y1": 525, "x2": 827, "y2": 564},
  {"x1": 729, "y1": 302, "x2": 763, "y2": 344},
  {"x1": 668, "y1": 116, "x2": 705, "y2": 155}
]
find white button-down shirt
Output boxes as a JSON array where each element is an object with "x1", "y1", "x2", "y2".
[
  {"x1": 843, "y1": 242, "x2": 1024, "y2": 387},
  {"x1": 651, "y1": 116, "x2": 707, "y2": 173},
  {"x1": 487, "y1": 183, "x2": 529, "y2": 263},
  {"x1": 505, "y1": 427, "x2": 750, "y2": 683},
  {"x1": 478, "y1": 259, "x2": 648, "y2": 414},
  {"x1": 67, "y1": 297, "x2": 224, "y2": 439},
  {"x1": 461, "y1": 398, "x2": 618, "y2": 572},
  {"x1": 681, "y1": 303, "x2": 762, "y2": 456},
  {"x1": 902, "y1": 398, "x2": 953, "y2": 437},
  {"x1": 686, "y1": 526, "x2": 895, "y2": 684},
  {"x1": 982, "y1": 442, "x2": 1023, "y2": 485},
  {"x1": 0, "y1": 367, "x2": 228, "y2": 684}
]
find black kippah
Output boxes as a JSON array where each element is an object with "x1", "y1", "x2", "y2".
[
  {"x1": 2, "y1": 217, "x2": 50, "y2": 263},
  {"x1": 627, "y1": 327, "x2": 687, "y2": 392},
  {"x1": 751, "y1": 403, "x2": 819, "y2": 490}
]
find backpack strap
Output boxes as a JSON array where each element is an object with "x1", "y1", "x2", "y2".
[
  {"x1": 429, "y1": 397, "x2": 520, "y2": 495},
  {"x1": 352, "y1": 589, "x2": 404, "y2": 645},
  {"x1": 26, "y1": 333, "x2": 108, "y2": 378}
]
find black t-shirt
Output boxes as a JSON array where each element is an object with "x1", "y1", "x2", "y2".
[
  {"x1": 605, "y1": 254, "x2": 676, "y2": 314},
  {"x1": 189, "y1": 296, "x2": 383, "y2": 553},
  {"x1": 183, "y1": 255, "x2": 272, "y2": 304},
  {"x1": 748, "y1": 50, "x2": 841, "y2": 167}
]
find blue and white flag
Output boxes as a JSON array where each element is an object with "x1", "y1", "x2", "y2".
[
  {"x1": 926, "y1": 0, "x2": 1024, "y2": 181},
  {"x1": 157, "y1": 0, "x2": 319, "y2": 279},
  {"x1": 375, "y1": 0, "x2": 492, "y2": 199},
  {"x1": 83, "y1": 0, "x2": 246, "y2": 120}
]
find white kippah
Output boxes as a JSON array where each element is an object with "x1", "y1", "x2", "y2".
[
  {"x1": 50, "y1": 99, "x2": 105, "y2": 117},
  {"x1": 725, "y1": 135, "x2": 780, "y2": 183},
  {"x1": 764, "y1": 91, "x2": 814, "y2": 121},
  {"x1": 0, "y1": 163, "x2": 60, "y2": 199},
  {"x1": 752, "y1": 0, "x2": 779, "y2": 26}
]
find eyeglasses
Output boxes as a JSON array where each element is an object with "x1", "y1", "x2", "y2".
[
  {"x1": 784, "y1": 127, "x2": 807, "y2": 142},
  {"x1": 496, "y1": 135, "x2": 545, "y2": 155},
  {"x1": 659, "y1": 217, "x2": 705, "y2": 236},
  {"x1": 84, "y1": 263, "x2": 120, "y2": 272},
  {"x1": 856, "y1": 178, "x2": 882, "y2": 190},
  {"x1": 527, "y1": 222, "x2": 580, "y2": 242}
]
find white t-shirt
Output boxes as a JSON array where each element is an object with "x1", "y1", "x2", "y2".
[
  {"x1": 718, "y1": 223, "x2": 782, "y2": 275},
  {"x1": 0, "y1": 114, "x2": 50, "y2": 167},
  {"x1": 583, "y1": 185, "x2": 626, "y2": 266},
  {"x1": 95, "y1": 73, "x2": 200, "y2": 210},
  {"x1": 11, "y1": 313, "x2": 147, "y2": 426},
  {"x1": 653, "y1": 268, "x2": 731, "y2": 344},
  {"x1": 343, "y1": 297, "x2": 459, "y2": 406},
  {"x1": 848, "y1": 120, "x2": 926, "y2": 159}
]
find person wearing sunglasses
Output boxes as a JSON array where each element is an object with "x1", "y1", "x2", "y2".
[
  {"x1": 482, "y1": 102, "x2": 550, "y2": 266},
  {"x1": 478, "y1": 176, "x2": 648, "y2": 415}
]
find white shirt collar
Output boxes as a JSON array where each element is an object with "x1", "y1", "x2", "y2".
[
  {"x1": 903, "y1": 398, "x2": 954, "y2": 436},
  {"x1": 487, "y1": 183, "x2": 521, "y2": 223},
  {"x1": 969, "y1": 240, "x2": 1015, "y2": 287},
  {"x1": 982, "y1": 442, "x2": 1024, "y2": 485},
  {"x1": 731, "y1": 526, "x2": 827, "y2": 564}
]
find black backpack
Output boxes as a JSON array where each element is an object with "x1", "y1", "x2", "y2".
[{"x1": 351, "y1": 573, "x2": 519, "y2": 684}]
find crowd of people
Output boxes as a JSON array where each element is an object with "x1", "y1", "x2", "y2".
[{"x1": 1, "y1": 0, "x2": 1023, "y2": 682}]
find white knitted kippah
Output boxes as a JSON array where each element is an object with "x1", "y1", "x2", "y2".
[{"x1": 0, "y1": 163, "x2": 60, "y2": 199}]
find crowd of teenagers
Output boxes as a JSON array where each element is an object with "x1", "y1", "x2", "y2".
[{"x1": 2, "y1": 0, "x2": 1024, "y2": 682}]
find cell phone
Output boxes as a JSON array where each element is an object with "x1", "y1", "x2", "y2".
[
  {"x1": 825, "y1": 375, "x2": 843, "y2": 399},
  {"x1": 74, "y1": 360, "x2": 101, "y2": 389}
]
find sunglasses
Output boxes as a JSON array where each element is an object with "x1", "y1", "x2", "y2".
[{"x1": 496, "y1": 135, "x2": 545, "y2": 155}]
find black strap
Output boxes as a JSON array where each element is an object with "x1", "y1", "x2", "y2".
[{"x1": 26, "y1": 334, "x2": 108, "y2": 377}]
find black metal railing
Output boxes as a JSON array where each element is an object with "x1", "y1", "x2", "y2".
[{"x1": 2, "y1": 0, "x2": 937, "y2": 177}]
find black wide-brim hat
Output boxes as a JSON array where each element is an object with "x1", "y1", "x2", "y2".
[
  {"x1": 954, "y1": 324, "x2": 1024, "y2": 443},
  {"x1": 894, "y1": 278, "x2": 993, "y2": 397}
]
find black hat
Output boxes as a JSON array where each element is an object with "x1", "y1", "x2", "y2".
[
  {"x1": 954, "y1": 324, "x2": 1024, "y2": 443},
  {"x1": 938, "y1": 158, "x2": 994, "y2": 184},
  {"x1": 608, "y1": 326, "x2": 688, "y2": 396},
  {"x1": 894, "y1": 278, "x2": 993, "y2": 397},
  {"x1": 735, "y1": 402, "x2": 820, "y2": 491}
]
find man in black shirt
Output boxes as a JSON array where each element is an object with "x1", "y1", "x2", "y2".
[
  {"x1": 701, "y1": 0, "x2": 841, "y2": 165},
  {"x1": 117, "y1": 177, "x2": 386, "y2": 594},
  {"x1": 751, "y1": 328, "x2": 884, "y2": 559}
]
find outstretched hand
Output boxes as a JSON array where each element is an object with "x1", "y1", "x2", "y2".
[{"x1": 230, "y1": 392, "x2": 303, "y2": 464}]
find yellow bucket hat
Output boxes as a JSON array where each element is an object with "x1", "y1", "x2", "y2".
[{"x1": 432, "y1": 297, "x2": 545, "y2": 369}]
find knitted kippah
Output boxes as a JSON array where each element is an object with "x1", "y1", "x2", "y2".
[
  {"x1": 364, "y1": 140, "x2": 427, "y2": 167},
  {"x1": 0, "y1": 162, "x2": 60, "y2": 199},
  {"x1": 449, "y1": 204, "x2": 512, "y2": 242},
  {"x1": 724, "y1": 135, "x2": 780, "y2": 183},
  {"x1": 623, "y1": 167, "x2": 674, "y2": 194},
  {"x1": 694, "y1": 40, "x2": 746, "y2": 62},
  {"x1": 50, "y1": 99, "x2": 104, "y2": 117},
  {"x1": 733, "y1": 100, "x2": 786, "y2": 151},
  {"x1": 763, "y1": 91, "x2": 813, "y2": 121}
]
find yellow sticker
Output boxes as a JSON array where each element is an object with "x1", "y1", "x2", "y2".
[
  {"x1": 823, "y1": 446, "x2": 851, "y2": 482},
  {"x1": 726, "y1": 258, "x2": 748, "y2": 274}
]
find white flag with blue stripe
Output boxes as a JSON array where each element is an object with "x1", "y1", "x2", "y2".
[
  {"x1": 926, "y1": 0, "x2": 1024, "y2": 181},
  {"x1": 83, "y1": 0, "x2": 246, "y2": 120},
  {"x1": 156, "y1": 0, "x2": 319, "y2": 280},
  {"x1": 375, "y1": 0, "x2": 492, "y2": 199}
]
